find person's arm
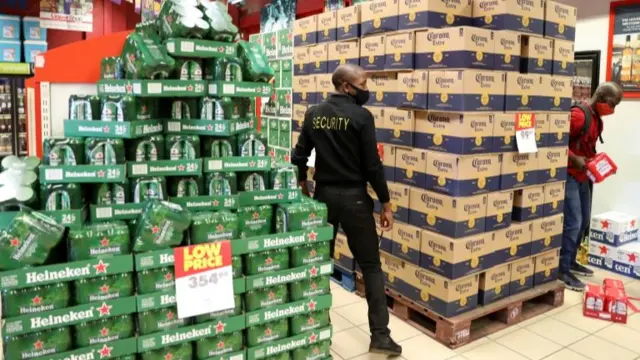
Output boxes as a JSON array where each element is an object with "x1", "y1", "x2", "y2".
[
  {"x1": 568, "y1": 107, "x2": 587, "y2": 170},
  {"x1": 291, "y1": 109, "x2": 315, "y2": 192},
  {"x1": 360, "y1": 110, "x2": 390, "y2": 204}
]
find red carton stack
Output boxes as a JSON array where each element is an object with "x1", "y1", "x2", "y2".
[
  {"x1": 586, "y1": 153, "x2": 617, "y2": 184},
  {"x1": 583, "y1": 278, "x2": 629, "y2": 324}
]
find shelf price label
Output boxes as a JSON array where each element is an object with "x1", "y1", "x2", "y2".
[
  {"x1": 174, "y1": 241, "x2": 235, "y2": 319},
  {"x1": 515, "y1": 113, "x2": 538, "y2": 154}
]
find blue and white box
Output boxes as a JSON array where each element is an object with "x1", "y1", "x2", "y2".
[
  {"x1": 588, "y1": 241, "x2": 640, "y2": 280},
  {"x1": 22, "y1": 17, "x2": 46, "y2": 41},
  {"x1": 0, "y1": 40, "x2": 21, "y2": 62},
  {"x1": 590, "y1": 211, "x2": 639, "y2": 248},
  {"x1": 23, "y1": 40, "x2": 48, "y2": 63},
  {"x1": 0, "y1": 15, "x2": 20, "y2": 40}
]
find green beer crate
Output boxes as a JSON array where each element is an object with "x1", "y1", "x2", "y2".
[
  {"x1": 278, "y1": 30, "x2": 294, "y2": 59},
  {"x1": 247, "y1": 326, "x2": 333, "y2": 360},
  {"x1": 276, "y1": 90, "x2": 293, "y2": 119},
  {"x1": 269, "y1": 118, "x2": 280, "y2": 147},
  {"x1": 245, "y1": 284, "x2": 289, "y2": 312},
  {"x1": 279, "y1": 119, "x2": 292, "y2": 149},
  {"x1": 246, "y1": 317, "x2": 289, "y2": 347},
  {"x1": 195, "y1": 331, "x2": 244, "y2": 359},
  {"x1": 263, "y1": 32, "x2": 278, "y2": 60}
]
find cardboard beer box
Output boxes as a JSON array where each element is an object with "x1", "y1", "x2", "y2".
[
  {"x1": 505, "y1": 73, "x2": 542, "y2": 112},
  {"x1": 500, "y1": 152, "x2": 539, "y2": 190},
  {"x1": 419, "y1": 230, "x2": 493, "y2": 279},
  {"x1": 494, "y1": 30, "x2": 522, "y2": 72},
  {"x1": 547, "y1": 113, "x2": 570, "y2": 147},
  {"x1": 535, "y1": 113, "x2": 550, "y2": 148},
  {"x1": 545, "y1": 0, "x2": 577, "y2": 41},
  {"x1": 276, "y1": 89, "x2": 293, "y2": 119},
  {"x1": 415, "y1": 27, "x2": 495, "y2": 70},
  {"x1": 428, "y1": 69, "x2": 506, "y2": 112},
  {"x1": 294, "y1": 15, "x2": 318, "y2": 46},
  {"x1": 425, "y1": 151, "x2": 501, "y2": 197},
  {"x1": 479, "y1": 263, "x2": 511, "y2": 305},
  {"x1": 291, "y1": 131, "x2": 300, "y2": 150},
  {"x1": 605, "y1": 286, "x2": 629, "y2": 323},
  {"x1": 540, "y1": 75, "x2": 572, "y2": 112},
  {"x1": 334, "y1": 232, "x2": 356, "y2": 270},
  {"x1": 543, "y1": 181, "x2": 565, "y2": 217},
  {"x1": 395, "y1": 147, "x2": 428, "y2": 188},
  {"x1": 534, "y1": 249, "x2": 560, "y2": 286},
  {"x1": 328, "y1": 40, "x2": 360, "y2": 73},
  {"x1": 531, "y1": 214, "x2": 563, "y2": 255},
  {"x1": 521, "y1": 36, "x2": 553, "y2": 75},
  {"x1": 538, "y1": 147, "x2": 569, "y2": 184},
  {"x1": 309, "y1": 43, "x2": 330, "y2": 74},
  {"x1": 615, "y1": 243, "x2": 640, "y2": 275},
  {"x1": 293, "y1": 75, "x2": 317, "y2": 106},
  {"x1": 278, "y1": 30, "x2": 294, "y2": 59},
  {"x1": 399, "y1": 0, "x2": 472, "y2": 30},
  {"x1": 487, "y1": 190, "x2": 514, "y2": 231},
  {"x1": 389, "y1": 182, "x2": 410, "y2": 223},
  {"x1": 279, "y1": 119, "x2": 292, "y2": 149},
  {"x1": 397, "y1": 71, "x2": 429, "y2": 109},
  {"x1": 360, "y1": 34, "x2": 386, "y2": 71},
  {"x1": 412, "y1": 264, "x2": 480, "y2": 317},
  {"x1": 492, "y1": 113, "x2": 517, "y2": 152},
  {"x1": 584, "y1": 284, "x2": 606, "y2": 320},
  {"x1": 294, "y1": 46, "x2": 310, "y2": 76},
  {"x1": 263, "y1": 31, "x2": 278, "y2": 60},
  {"x1": 391, "y1": 222, "x2": 422, "y2": 265},
  {"x1": 380, "y1": 108, "x2": 415, "y2": 147},
  {"x1": 315, "y1": 73, "x2": 334, "y2": 103},
  {"x1": 337, "y1": 4, "x2": 362, "y2": 41},
  {"x1": 361, "y1": 0, "x2": 400, "y2": 36},
  {"x1": 385, "y1": 31, "x2": 415, "y2": 71},
  {"x1": 369, "y1": 106, "x2": 384, "y2": 140},
  {"x1": 367, "y1": 73, "x2": 399, "y2": 107},
  {"x1": 512, "y1": 185, "x2": 544, "y2": 222},
  {"x1": 552, "y1": 39, "x2": 575, "y2": 76},
  {"x1": 317, "y1": 11, "x2": 338, "y2": 43},
  {"x1": 414, "y1": 112, "x2": 494, "y2": 154},
  {"x1": 380, "y1": 251, "x2": 405, "y2": 291},
  {"x1": 381, "y1": 142, "x2": 396, "y2": 181},
  {"x1": 493, "y1": 222, "x2": 533, "y2": 265},
  {"x1": 374, "y1": 213, "x2": 394, "y2": 253},
  {"x1": 369, "y1": 184, "x2": 382, "y2": 213},
  {"x1": 409, "y1": 188, "x2": 487, "y2": 238},
  {"x1": 590, "y1": 211, "x2": 639, "y2": 248},
  {"x1": 269, "y1": 117, "x2": 280, "y2": 146},
  {"x1": 472, "y1": 0, "x2": 545, "y2": 36},
  {"x1": 292, "y1": 104, "x2": 307, "y2": 132},
  {"x1": 510, "y1": 256, "x2": 535, "y2": 295}
]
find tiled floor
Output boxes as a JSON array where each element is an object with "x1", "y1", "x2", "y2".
[{"x1": 329, "y1": 268, "x2": 640, "y2": 360}]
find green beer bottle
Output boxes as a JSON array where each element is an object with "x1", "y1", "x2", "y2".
[
  {"x1": 128, "y1": 135, "x2": 165, "y2": 162},
  {"x1": 238, "y1": 205, "x2": 274, "y2": 238},
  {"x1": 290, "y1": 243, "x2": 331, "y2": 267},
  {"x1": 205, "y1": 172, "x2": 237, "y2": 195},
  {"x1": 43, "y1": 137, "x2": 84, "y2": 166}
]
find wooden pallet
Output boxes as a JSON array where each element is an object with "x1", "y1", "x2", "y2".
[
  {"x1": 331, "y1": 264, "x2": 357, "y2": 292},
  {"x1": 385, "y1": 281, "x2": 565, "y2": 349}
]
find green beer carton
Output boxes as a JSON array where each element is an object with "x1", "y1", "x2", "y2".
[
  {"x1": 166, "y1": 134, "x2": 201, "y2": 160},
  {"x1": 281, "y1": 59, "x2": 293, "y2": 88},
  {"x1": 74, "y1": 315, "x2": 135, "y2": 347},
  {"x1": 69, "y1": 95, "x2": 100, "y2": 120},
  {"x1": 278, "y1": 29, "x2": 294, "y2": 59},
  {"x1": 279, "y1": 119, "x2": 292, "y2": 148},
  {"x1": 238, "y1": 130, "x2": 268, "y2": 156},
  {"x1": 132, "y1": 177, "x2": 167, "y2": 203},
  {"x1": 276, "y1": 89, "x2": 293, "y2": 118},
  {"x1": 190, "y1": 211, "x2": 239, "y2": 244},
  {"x1": 290, "y1": 242, "x2": 331, "y2": 267},
  {"x1": 270, "y1": 163, "x2": 299, "y2": 190},
  {"x1": 289, "y1": 276, "x2": 331, "y2": 301},
  {"x1": 138, "y1": 306, "x2": 190, "y2": 335},
  {"x1": 195, "y1": 330, "x2": 244, "y2": 359},
  {"x1": 233, "y1": 255, "x2": 243, "y2": 278},
  {"x1": 246, "y1": 318, "x2": 290, "y2": 347},
  {"x1": 245, "y1": 248, "x2": 290, "y2": 275},
  {"x1": 263, "y1": 97, "x2": 278, "y2": 117},
  {"x1": 245, "y1": 284, "x2": 289, "y2": 312},
  {"x1": 68, "y1": 221, "x2": 131, "y2": 261},
  {"x1": 202, "y1": 136, "x2": 237, "y2": 158},
  {"x1": 169, "y1": 176, "x2": 204, "y2": 197},
  {"x1": 275, "y1": 148, "x2": 291, "y2": 164},
  {"x1": 3, "y1": 327, "x2": 72, "y2": 359},
  {"x1": 133, "y1": 200, "x2": 192, "y2": 252},
  {"x1": 276, "y1": 199, "x2": 328, "y2": 232},
  {"x1": 269, "y1": 118, "x2": 280, "y2": 146},
  {"x1": 195, "y1": 294, "x2": 243, "y2": 323},
  {"x1": 140, "y1": 342, "x2": 193, "y2": 360},
  {"x1": 239, "y1": 172, "x2": 269, "y2": 191},
  {"x1": 74, "y1": 273, "x2": 135, "y2": 304},
  {"x1": 290, "y1": 310, "x2": 331, "y2": 335},
  {"x1": 205, "y1": 172, "x2": 238, "y2": 195},
  {"x1": 175, "y1": 59, "x2": 203, "y2": 81},
  {"x1": 271, "y1": 60, "x2": 282, "y2": 88},
  {"x1": 101, "y1": 95, "x2": 150, "y2": 121},
  {"x1": 41, "y1": 183, "x2": 83, "y2": 210},
  {"x1": 262, "y1": 32, "x2": 278, "y2": 60},
  {"x1": 238, "y1": 205, "x2": 274, "y2": 238},
  {"x1": 2, "y1": 283, "x2": 71, "y2": 318},
  {"x1": 43, "y1": 137, "x2": 84, "y2": 166},
  {"x1": 93, "y1": 181, "x2": 129, "y2": 205},
  {"x1": 238, "y1": 40, "x2": 275, "y2": 82},
  {"x1": 216, "y1": 57, "x2": 244, "y2": 81},
  {"x1": 128, "y1": 135, "x2": 165, "y2": 162},
  {"x1": 136, "y1": 266, "x2": 175, "y2": 294},
  {"x1": 120, "y1": 32, "x2": 175, "y2": 79},
  {"x1": 85, "y1": 137, "x2": 126, "y2": 165},
  {"x1": 292, "y1": 340, "x2": 331, "y2": 360}
]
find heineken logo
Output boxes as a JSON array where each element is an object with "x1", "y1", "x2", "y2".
[
  {"x1": 142, "y1": 124, "x2": 162, "y2": 134},
  {"x1": 161, "y1": 294, "x2": 176, "y2": 305},
  {"x1": 264, "y1": 303, "x2": 306, "y2": 321},
  {"x1": 29, "y1": 302, "x2": 112, "y2": 329},
  {"x1": 104, "y1": 84, "x2": 127, "y2": 93},
  {"x1": 265, "y1": 337, "x2": 312, "y2": 356},
  {"x1": 161, "y1": 325, "x2": 213, "y2": 345},
  {"x1": 163, "y1": 85, "x2": 189, "y2": 92},
  {"x1": 113, "y1": 208, "x2": 142, "y2": 216},
  {"x1": 25, "y1": 261, "x2": 109, "y2": 284},
  {"x1": 263, "y1": 234, "x2": 306, "y2": 248},
  {"x1": 78, "y1": 125, "x2": 108, "y2": 133},
  {"x1": 264, "y1": 269, "x2": 308, "y2": 286}
]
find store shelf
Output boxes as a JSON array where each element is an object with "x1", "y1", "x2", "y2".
[
  {"x1": 97, "y1": 80, "x2": 207, "y2": 97},
  {"x1": 63, "y1": 119, "x2": 163, "y2": 138},
  {"x1": 164, "y1": 118, "x2": 253, "y2": 136},
  {"x1": 238, "y1": 189, "x2": 302, "y2": 206},
  {"x1": 39, "y1": 165, "x2": 127, "y2": 183},
  {"x1": 170, "y1": 195, "x2": 238, "y2": 211},
  {"x1": 209, "y1": 81, "x2": 273, "y2": 97},
  {"x1": 203, "y1": 156, "x2": 271, "y2": 172},
  {"x1": 127, "y1": 159, "x2": 202, "y2": 177},
  {"x1": 165, "y1": 38, "x2": 238, "y2": 58},
  {"x1": 90, "y1": 203, "x2": 146, "y2": 221}
]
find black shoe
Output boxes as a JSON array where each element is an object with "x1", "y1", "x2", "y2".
[
  {"x1": 571, "y1": 262, "x2": 594, "y2": 277},
  {"x1": 370, "y1": 336, "x2": 402, "y2": 356},
  {"x1": 560, "y1": 272, "x2": 586, "y2": 292}
]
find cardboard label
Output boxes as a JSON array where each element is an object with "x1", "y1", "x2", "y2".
[
  {"x1": 492, "y1": 113, "x2": 517, "y2": 152},
  {"x1": 543, "y1": 181, "x2": 565, "y2": 216},
  {"x1": 420, "y1": 230, "x2": 492, "y2": 279},
  {"x1": 385, "y1": 31, "x2": 415, "y2": 71},
  {"x1": 493, "y1": 222, "x2": 533, "y2": 265},
  {"x1": 169, "y1": 196, "x2": 238, "y2": 212},
  {"x1": 428, "y1": 70, "x2": 506, "y2": 112},
  {"x1": 548, "y1": 113, "x2": 570, "y2": 147},
  {"x1": 487, "y1": 191, "x2": 514, "y2": 231},
  {"x1": 531, "y1": 214, "x2": 564, "y2": 255},
  {"x1": 246, "y1": 294, "x2": 332, "y2": 326},
  {"x1": 247, "y1": 327, "x2": 332, "y2": 360},
  {"x1": 552, "y1": 39, "x2": 575, "y2": 76},
  {"x1": 38, "y1": 338, "x2": 137, "y2": 360},
  {"x1": 63, "y1": 119, "x2": 163, "y2": 139},
  {"x1": 391, "y1": 222, "x2": 422, "y2": 265},
  {"x1": 535, "y1": 113, "x2": 550, "y2": 148},
  {"x1": 328, "y1": 40, "x2": 360, "y2": 73},
  {"x1": 425, "y1": 151, "x2": 501, "y2": 197},
  {"x1": 294, "y1": 15, "x2": 318, "y2": 46},
  {"x1": 538, "y1": 147, "x2": 569, "y2": 184},
  {"x1": 315, "y1": 74, "x2": 334, "y2": 103},
  {"x1": 395, "y1": 148, "x2": 428, "y2": 188},
  {"x1": 500, "y1": 152, "x2": 539, "y2": 190},
  {"x1": 293, "y1": 75, "x2": 317, "y2": 105},
  {"x1": 337, "y1": 4, "x2": 362, "y2": 40},
  {"x1": 367, "y1": 74, "x2": 399, "y2": 107},
  {"x1": 521, "y1": 36, "x2": 553, "y2": 74},
  {"x1": 399, "y1": 0, "x2": 472, "y2": 29},
  {"x1": 127, "y1": 160, "x2": 201, "y2": 177},
  {"x1": 398, "y1": 71, "x2": 429, "y2": 109},
  {"x1": 292, "y1": 104, "x2": 307, "y2": 131},
  {"x1": 510, "y1": 257, "x2": 535, "y2": 295},
  {"x1": 360, "y1": 34, "x2": 386, "y2": 71},
  {"x1": 505, "y1": 73, "x2": 542, "y2": 112},
  {"x1": 472, "y1": 0, "x2": 545, "y2": 35},
  {"x1": 294, "y1": 47, "x2": 310, "y2": 76},
  {"x1": 415, "y1": 27, "x2": 495, "y2": 70},
  {"x1": 361, "y1": 0, "x2": 400, "y2": 36},
  {"x1": 540, "y1": 75, "x2": 573, "y2": 112},
  {"x1": 317, "y1": 11, "x2": 338, "y2": 44},
  {"x1": 98, "y1": 80, "x2": 207, "y2": 97},
  {"x1": 165, "y1": 119, "x2": 253, "y2": 136},
  {"x1": 379, "y1": 108, "x2": 415, "y2": 147},
  {"x1": 409, "y1": 188, "x2": 487, "y2": 238},
  {"x1": 479, "y1": 263, "x2": 511, "y2": 305},
  {"x1": 494, "y1": 31, "x2": 521, "y2": 72},
  {"x1": 40, "y1": 165, "x2": 126, "y2": 184},
  {"x1": 414, "y1": 112, "x2": 494, "y2": 154},
  {"x1": 545, "y1": 0, "x2": 577, "y2": 41},
  {"x1": 246, "y1": 262, "x2": 333, "y2": 290},
  {"x1": 309, "y1": 44, "x2": 330, "y2": 74},
  {"x1": 513, "y1": 186, "x2": 544, "y2": 222},
  {"x1": 380, "y1": 251, "x2": 404, "y2": 291},
  {"x1": 263, "y1": 32, "x2": 278, "y2": 60},
  {"x1": 238, "y1": 189, "x2": 302, "y2": 206}
]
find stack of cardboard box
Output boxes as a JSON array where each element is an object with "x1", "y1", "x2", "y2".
[{"x1": 291, "y1": 0, "x2": 577, "y2": 318}]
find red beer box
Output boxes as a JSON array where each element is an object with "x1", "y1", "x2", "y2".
[
  {"x1": 586, "y1": 153, "x2": 618, "y2": 184},
  {"x1": 604, "y1": 278, "x2": 625, "y2": 290},
  {"x1": 583, "y1": 284, "x2": 606, "y2": 320},
  {"x1": 605, "y1": 286, "x2": 628, "y2": 324}
]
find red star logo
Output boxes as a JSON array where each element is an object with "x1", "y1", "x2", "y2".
[
  {"x1": 100, "y1": 284, "x2": 110, "y2": 294},
  {"x1": 271, "y1": 35, "x2": 276, "y2": 43},
  {"x1": 166, "y1": 15, "x2": 173, "y2": 23},
  {"x1": 97, "y1": 170, "x2": 105, "y2": 178},
  {"x1": 212, "y1": 200, "x2": 219, "y2": 206},
  {"x1": 268, "y1": 291, "x2": 275, "y2": 299},
  {"x1": 249, "y1": 161, "x2": 256, "y2": 167},
  {"x1": 309, "y1": 266, "x2": 319, "y2": 276},
  {"x1": 103, "y1": 126, "x2": 110, "y2": 133},
  {"x1": 207, "y1": 124, "x2": 214, "y2": 131},
  {"x1": 100, "y1": 237, "x2": 110, "y2": 247},
  {"x1": 308, "y1": 317, "x2": 315, "y2": 325},
  {"x1": 270, "y1": 149, "x2": 276, "y2": 157},
  {"x1": 271, "y1": 93, "x2": 277, "y2": 101},
  {"x1": 307, "y1": 299, "x2": 317, "y2": 311},
  {"x1": 310, "y1": 249, "x2": 317, "y2": 257},
  {"x1": 187, "y1": 85, "x2": 194, "y2": 92},
  {"x1": 601, "y1": 220, "x2": 611, "y2": 229},
  {"x1": 309, "y1": 213, "x2": 316, "y2": 219},
  {"x1": 166, "y1": 311, "x2": 175, "y2": 320},
  {"x1": 309, "y1": 332, "x2": 318, "y2": 343},
  {"x1": 284, "y1": 154, "x2": 291, "y2": 162},
  {"x1": 629, "y1": 253, "x2": 638, "y2": 263},
  {"x1": 165, "y1": 272, "x2": 173, "y2": 281},
  {"x1": 216, "y1": 224, "x2": 224, "y2": 232},
  {"x1": 164, "y1": 353, "x2": 173, "y2": 360},
  {"x1": 178, "y1": 165, "x2": 186, "y2": 171},
  {"x1": 253, "y1": 212, "x2": 260, "y2": 220},
  {"x1": 96, "y1": 302, "x2": 112, "y2": 316},
  {"x1": 308, "y1": 231, "x2": 318, "y2": 241},
  {"x1": 218, "y1": 46, "x2": 224, "y2": 52},
  {"x1": 265, "y1": 328, "x2": 273, "y2": 336},
  {"x1": 266, "y1": 257, "x2": 273, "y2": 265},
  {"x1": 141, "y1": 105, "x2": 147, "y2": 113},
  {"x1": 32, "y1": 295, "x2": 42, "y2": 305},
  {"x1": 94, "y1": 260, "x2": 109, "y2": 274},
  {"x1": 125, "y1": 83, "x2": 133, "y2": 94},
  {"x1": 311, "y1": 282, "x2": 318, "y2": 290},
  {"x1": 171, "y1": 148, "x2": 179, "y2": 155},
  {"x1": 128, "y1": 54, "x2": 135, "y2": 61},
  {"x1": 215, "y1": 321, "x2": 226, "y2": 334},
  {"x1": 100, "y1": 327, "x2": 109, "y2": 337},
  {"x1": 34, "y1": 340, "x2": 44, "y2": 350},
  {"x1": 98, "y1": 344, "x2": 113, "y2": 358},
  {"x1": 277, "y1": 193, "x2": 284, "y2": 199},
  {"x1": 286, "y1": 93, "x2": 292, "y2": 103},
  {"x1": 313, "y1": 347, "x2": 320, "y2": 355},
  {"x1": 632, "y1": 219, "x2": 637, "y2": 228},
  {"x1": 217, "y1": 341, "x2": 226, "y2": 349},
  {"x1": 288, "y1": 33, "x2": 293, "y2": 41},
  {"x1": 600, "y1": 245, "x2": 609, "y2": 255},
  {"x1": 152, "y1": 226, "x2": 160, "y2": 234}
]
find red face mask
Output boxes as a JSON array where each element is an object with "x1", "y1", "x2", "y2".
[{"x1": 596, "y1": 103, "x2": 615, "y2": 117}]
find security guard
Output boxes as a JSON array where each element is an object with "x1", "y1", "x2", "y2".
[{"x1": 292, "y1": 64, "x2": 401, "y2": 356}]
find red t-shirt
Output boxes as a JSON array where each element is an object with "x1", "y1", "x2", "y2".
[{"x1": 568, "y1": 103, "x2": 603, "y2": 183}]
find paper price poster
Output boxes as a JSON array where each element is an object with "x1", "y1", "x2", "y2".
[
  {"x1": 515, "y1": 113, "x2": 538, "y2": 154},
  {"x1": 40, "y1": 0, "x2": 94, "y2": 32},
  {"x1": 174, "y1": 241, "x2": 235, "y2": 318}
]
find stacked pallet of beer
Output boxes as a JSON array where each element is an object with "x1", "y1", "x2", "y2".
[{"x1": 291, "y1": 0, "x2": 577, "y2": 331}]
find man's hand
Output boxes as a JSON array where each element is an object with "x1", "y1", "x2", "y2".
[
  {"x1": 299, "y1": 181, "x2": 310, "y2": 197},
  {"x1": 380, "y1": 203, "x2": 394, "y2": 232},
  {"x1": 570, "y1": 155, "x2": 587, "y2": 170}
]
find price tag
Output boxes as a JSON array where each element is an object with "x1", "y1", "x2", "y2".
[
  {"x1": 515, "y1": 113, "x2": 538, "y2": 154},
  {"x1": 173, "y1": 241, "x2": 235, "y2": 319}
]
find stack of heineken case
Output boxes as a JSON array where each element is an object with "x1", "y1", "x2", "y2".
[{"x1": 0, "y1": 1, "x2": 334, "y2": 360}]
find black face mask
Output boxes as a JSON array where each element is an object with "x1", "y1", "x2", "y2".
[{"x1": 348, "y1": 83, "x2": 370, "y2": 106}]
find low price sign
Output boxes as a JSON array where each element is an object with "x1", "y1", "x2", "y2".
[
  {"x1": 515, "y1": 113, "x2": 538, "y2": 154},
  {"x1": 174, "y1": 241, "x2": 235, "y2": 318}
]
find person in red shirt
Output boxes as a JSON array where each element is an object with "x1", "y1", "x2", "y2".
[{"x1": 560, "y1": 82, "x2": 623, "y2": 291}]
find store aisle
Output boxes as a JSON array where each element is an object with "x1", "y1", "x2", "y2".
[{"x1": 328, "y1": 268, "x2": 640, "y2": 360}]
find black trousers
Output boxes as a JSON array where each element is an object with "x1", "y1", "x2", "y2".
[{"x1": 315, "y1": 185, "x2": 391, "y2": 339}]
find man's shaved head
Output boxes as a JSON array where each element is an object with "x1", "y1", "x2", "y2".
[
  {"x1": 593, "y1": 81, "x2": 623, "y2": 106},
  {"x1": 332, "y1": 64, "x2": 366, "y2": 90}
]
